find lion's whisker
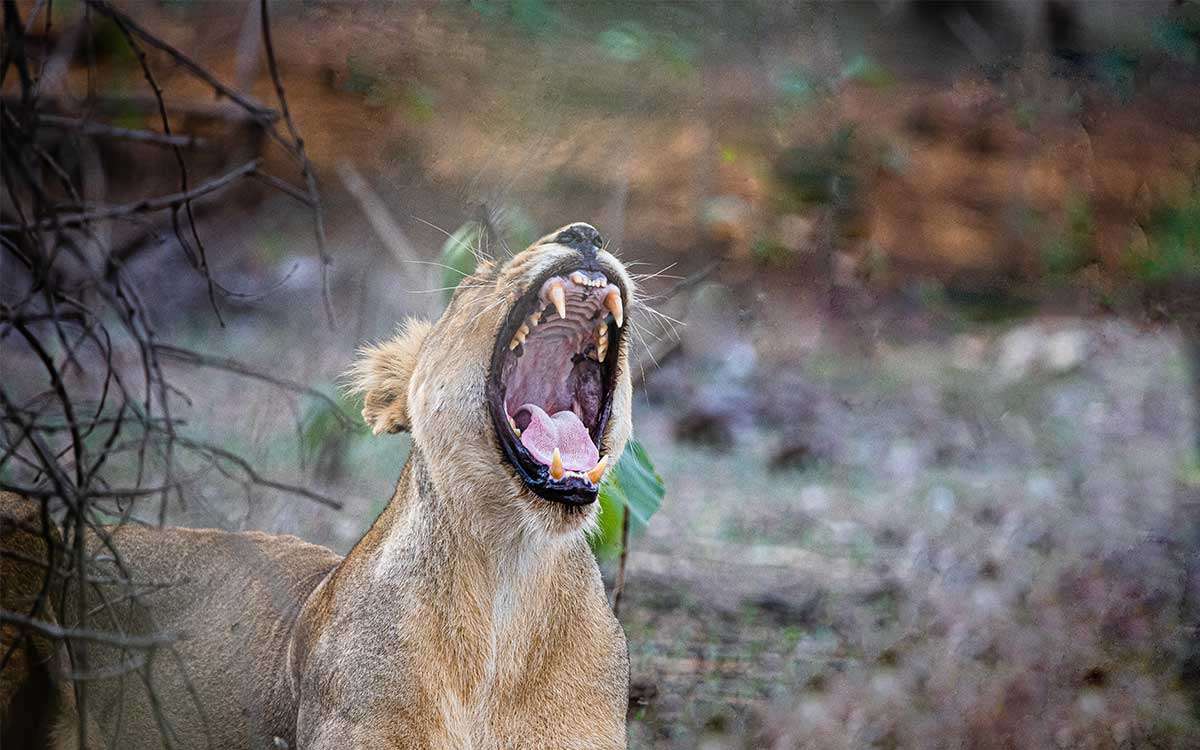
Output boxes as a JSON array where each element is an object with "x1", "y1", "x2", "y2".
[{"x1": 628, "y1": 262, "x2": 679, "y2": 284}]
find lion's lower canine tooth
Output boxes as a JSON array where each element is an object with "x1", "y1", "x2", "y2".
[
  {"x1": 586, "y1": 455, "x2": 609, "y2": 484},
  {"x1": 550, "y1": 448, "x2": 564, "y2": 480},
  {"x1": 549, "y1": 283, "x2": 567, "y2": 320},
  {"x1": 604, "y1": 289, "x2": 623, "y2": 328}
]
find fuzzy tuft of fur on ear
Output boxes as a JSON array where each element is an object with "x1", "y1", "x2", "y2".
[{"x1": 345, "y1": 318, "x2": 433, "y2": 435}]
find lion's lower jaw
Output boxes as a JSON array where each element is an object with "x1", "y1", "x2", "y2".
[{"x1": 520, "y1": 498, "x2": 601, "y2": 541}]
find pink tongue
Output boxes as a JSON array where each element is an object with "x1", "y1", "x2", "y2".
[{"x1": 517, "y1": 404, "x2": 599, "y2": 473}]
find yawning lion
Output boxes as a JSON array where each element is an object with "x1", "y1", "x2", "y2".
[{"x1": 1, "y1": 222, "x2": 635, "y2": 749}]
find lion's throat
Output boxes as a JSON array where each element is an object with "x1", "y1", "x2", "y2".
[{"x1": 516, "y1": 403, "x2": 600, "y2": 472}]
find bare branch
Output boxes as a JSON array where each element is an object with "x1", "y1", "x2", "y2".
[
  {"x1": 0, "y1": 160, "x2": 261, "y2": 231},
  {"x1": 153, "y1": 343, "x2": 357, "y2": 430},
  {"x1": 260, "y1": 0, "x2": 336, "y2": 327},
  {"x1": 35, "y1": 114, "x2": 207, "y2": 148},
  {"x1": 0, "y1": 610, "x2": 180, "y2": 650},
  {"x1": 82, "y1": 0, "x2": 278, "y2": 123}
]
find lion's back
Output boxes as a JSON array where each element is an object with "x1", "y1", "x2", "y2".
[
  {"x1": 1, "y1": 492, "x2": 344, "y2": 749},
  {"x1": 81, "y1": 521, "x2": 340, "y2": 748}
]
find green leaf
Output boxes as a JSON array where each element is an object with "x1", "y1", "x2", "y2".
[
  {"x1": 607, "y1": 438, "x2": 664, "y2": 529},
  {"x1": 600, "y1": 439, "x2": 664, "y2": 529},
  {"x1": 592, "y1": 438, "x2": 665, "y2": 560},
  {"x1": 439, "y1": 222, "x2": 483, "y2": 302}
]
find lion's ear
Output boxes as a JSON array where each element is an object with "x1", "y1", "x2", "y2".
[{"x1": 346, "y1": 318, "x2": 433, "y2": 435}]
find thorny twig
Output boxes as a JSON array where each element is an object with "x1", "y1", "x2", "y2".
[
  {"x1": 0, "y1": 159, "x2": 262, "y2": 232},
  {"x1": 260, "y1": 0, "x2": 336, "y2": 326},
  {"x1": 1, "y1": 1, "x2": 343, "y2": 742}
]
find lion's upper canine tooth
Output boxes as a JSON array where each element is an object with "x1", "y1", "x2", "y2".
[
  {"x1": 604, "y1": 288, "x2": 623, "y2": 328},
  {"x1": 549, "y1": 448, "x2": 564, "y2": 480},
  {"x1": 548, "y1": 283, "x2": 567, "y2": 320},
  {"x1": 586, "y1": 455, "x2": 609, "y2": 484}
]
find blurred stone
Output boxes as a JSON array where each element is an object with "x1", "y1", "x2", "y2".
[
  {"x1": 884, "y1": 441, "x2": 920, "y2": 482},
  {"x1": 799, "y1": 484, "x2": 831, "y2": 513},
  {"x1": 1043, "y1": 329, "x2": 1088, "y2": 373},
  {"x1": 776, "y1": 213, "x2": 816, "y2": 253},
  {"x1": 927, "y1": 485, "x2": 957, "y2": 518},
  {"x1": 950, "y1": 334, "x2": 988, "y2": 371},
  {"x1": 997, "y1": 326, "x2": 1040, "y2": 381},
  {"x1": 768, "y1": 439, "x2": 819, "y2": 472},
  {"x1": 673, "y1": 407, "x2": 735, "y2": 450},
  {"x1": 702, "y1": 195, "x2": 752, "y2": 256}
]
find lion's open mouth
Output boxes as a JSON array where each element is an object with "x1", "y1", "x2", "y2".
[{"x1": 488, "y1": 266, "x2": 624, "y2": 506}]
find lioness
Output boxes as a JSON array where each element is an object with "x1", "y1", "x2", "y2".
[{"x1": 0, "y1": 222, "x2": 634, "y2": 749}]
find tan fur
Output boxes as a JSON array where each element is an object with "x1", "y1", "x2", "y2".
[
  {"x1": 349, "y1": 318, "x2": 434, "y2": 435},
  {"x1": 1, "y1": 223, "x2": 634, "y2": 749}
]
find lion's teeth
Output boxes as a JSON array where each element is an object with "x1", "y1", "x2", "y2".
[
  {"x1": 548, "y1": 283, "x2": 567, "y2": 320},
  {"x1": 586, "y1": 455, "x2": 609, "y2": 484},
  {"x1": 508, "y1": 415, "x2": 521, "y2": 437},
  {"x1": 604, "y1": 289, "x2": 623, "y2": 328},
  {"x1": 549, "y1": 448, "x2": 564, "y2": 480},
  {"x1": 594, "y1": 322, "x2": 608, "y2": 361},
  {"x1": 527, "y1": 310, "x2": 541, "y2": 327},
  {"x1": 569, "y1": 271, "x2": 588, "y2": 286},
  {"x1": 508, "y1": 324, "x2": 529, "y2": 351}
]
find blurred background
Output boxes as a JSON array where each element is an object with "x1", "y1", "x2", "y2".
[{"x1": 4, "y1": 0, "x2": 1200, "y2": 747}]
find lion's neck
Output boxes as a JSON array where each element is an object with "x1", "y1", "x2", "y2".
[{"x1": 347, "y1": 446, "x2": 587, "y2": 695}]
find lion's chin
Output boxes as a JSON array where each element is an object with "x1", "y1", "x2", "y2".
[{"x1": 487, "y1": 263, "x2": 627, "y2": 507}]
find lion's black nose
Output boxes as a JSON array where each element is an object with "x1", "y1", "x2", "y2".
[{"x1": 555, "y1": 223, "x2": 603, "y2": 258}]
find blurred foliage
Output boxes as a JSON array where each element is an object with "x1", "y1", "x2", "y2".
[
  {"x1": 440, "y1": 221, "x2": 485, "y2": 302},
  {"x1": 1097, "y1": 49, "x2": 1140, "y2": 101},
  {"x1": 750, "y1": 238, "x2": 791, "y2": 268},
  {"x1": 439, "y1": 222, "x2": 665, "y2": 557},
  {"x1": 839, "y1": 53, "x2": 894, "y2": 88},
  {"x1": 598, "y1": 20, "x2": 651, "y2": 63},
  {"x1": 467, "y1": 0, "x2": 560, "y2": 36},
  {"x1": 775, "y1": 124, "x2": 858, "y2": 208},
  {"x1": 917, "y1": 280, "x2": 1037, "y2": 328},
  {"x1": 1153, "y1": 7, "x2": 1200, "y2": 64},
  {"x1": 1133, "y1": 184, "x2": 1200, "y2": 283},
  {"x1": 299, "y1": 387, "x2": 364, "y2": 474},
  {"x1": 1043, "y1": 194, "x2": 1095, "y2": 276}
]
